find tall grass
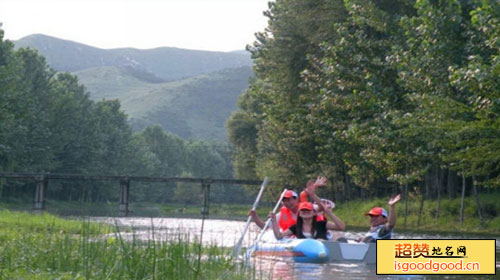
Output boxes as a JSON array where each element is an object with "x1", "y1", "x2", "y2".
[{"x1": 0, "y1": 210, "x2": 250, "y2": 279}]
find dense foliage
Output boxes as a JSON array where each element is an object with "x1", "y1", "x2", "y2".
[
  {"x1": 0, "y1": 27, "x2": 234, "y2": 203},
  {"x1": 228, "y1": 0, "x2": 500, "y2": 201}
]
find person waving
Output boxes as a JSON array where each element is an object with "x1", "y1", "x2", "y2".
[{"x1": 270, "y1": 182, "x2": 345, "y2": 240}]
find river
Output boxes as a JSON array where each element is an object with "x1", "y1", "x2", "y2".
[{"x1": 91, "y1": 217, "x2": 500, "y2": 280}]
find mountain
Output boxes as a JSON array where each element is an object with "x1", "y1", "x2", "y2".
[
  {"x1": 75, "y1": 65, "x2": 253, "y2": 140},
  {"x1": 14, "y1": 34, "x2": 254, "y2": 141},
  {"x1": 14, "y1": 34, "x2": 252, "y2": 81}
]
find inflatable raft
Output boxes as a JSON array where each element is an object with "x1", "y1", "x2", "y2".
[{"x1": 251, "y1": 238, "x2": 377, "y2": 264}]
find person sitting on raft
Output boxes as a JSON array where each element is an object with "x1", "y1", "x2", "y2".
[
  {"x1": 270, "y1": 183, "x2": 345, "y2": 240},
  {"x1": 249, "y1": 189, "x2": 299, "y2": 231},
  {"x1": 361, "y1": 194, "x2": 401, "y2": 243}
]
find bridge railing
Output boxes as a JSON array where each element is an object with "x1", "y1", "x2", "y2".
[{"x1": 0, "y1": 172, "x2": 264, "y2": 216}]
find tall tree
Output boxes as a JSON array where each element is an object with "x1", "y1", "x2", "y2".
[{"x1": 243, "y1": 0, "x2": 349, "y2": 186}]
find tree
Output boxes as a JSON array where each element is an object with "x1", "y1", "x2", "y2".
[
  {"x1": 244, "y1": 0, "x2": 350, "y2": 186},
  {"x1": 445, "y1": 0, "x2": 500, "y2": 187},
  {"x1": 138, "y1": 126, "x2": 186, "y2": 177}
]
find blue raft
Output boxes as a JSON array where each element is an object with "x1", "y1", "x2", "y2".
[
  {"x1": 250, "y1": 237, "x2": 377, "y2": 264},
  {"x1": 252, "y1": 238, "x2": 329, "y2": 263}
]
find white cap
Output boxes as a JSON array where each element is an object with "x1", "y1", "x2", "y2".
[{"x1": 314, "y1": 199, "x2": 335, "y2": 211}]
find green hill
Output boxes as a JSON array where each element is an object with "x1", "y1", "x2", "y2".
[
  {"x1": 74, "y1": 65, "x2": 253, "y2": 141},
  {"x1": 14, "y1": 34, "x2": 252, "y2": 81},
  {"x1": 71, "y1": 66, "x2": 159, "y2": 103},
  {"x1": 13, "y1": 34, "x2": 254, "y2": 141}
]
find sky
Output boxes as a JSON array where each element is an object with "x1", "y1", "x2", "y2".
[{"x1": 0, "y1": 0, "x2": 271, "y2": 52}]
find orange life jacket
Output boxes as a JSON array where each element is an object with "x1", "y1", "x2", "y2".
[
  {"x1": 316, "y1": 213, "x2": 327, "y2": 222},
  {"x1": 278, "y1": 206, "x2": 296, "y2": 231},
  {"x1": 299, "y1": 191, "x2": 308, "y2": 202}
]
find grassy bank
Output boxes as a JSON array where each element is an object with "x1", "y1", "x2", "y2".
[
  {"x1": 0, "y1": 210, "x2": 248, "y2": 279},
  {"x1": 0, "y1": 210, "x2": 106, "y2": 239},
  {"x1": 333, "y1": 193, "x2": 500, "y2": 234},
  {"x1": 163, "y1": 194, "x2": 500, "y2": 234},
  {"x1": 0, "y1": 199, "x2": 268, "y2": 219},
  {"x1": 2, "y1": 193, "x2": 499, "y2": 235}
]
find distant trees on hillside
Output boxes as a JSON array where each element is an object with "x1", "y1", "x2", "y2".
[{"x1": 0, "y1": 27, "x2": 234, "y2": 203}]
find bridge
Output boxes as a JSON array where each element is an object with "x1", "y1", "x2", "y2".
[{"x1": 0, "y1": 172, "x2": 264, "y2": 216}]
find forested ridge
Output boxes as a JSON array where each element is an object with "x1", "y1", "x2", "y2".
[
  {"x1": 0, "y1": 27, "x2": 235, "y2": 203},
  {"x1": 14, "y1": 34, "x2": 252, "y2": 81},
  {"x1": 14, "y1": 34, "x2": 254, "y2": 141},
  {"x1": 227, "y1": 0, "x2": 500, "y2": 212}
]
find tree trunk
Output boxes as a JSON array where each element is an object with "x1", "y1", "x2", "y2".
[
  {"x1": 68, "y1": 185, "x2": 72, "y2": 201},
  {"x1": 343, "y1": 163, "x2": 350, "y2": 201},
  {"x1": 404, "y1": 182, "x2": 408, "y2": 228},
  {"x1": 0, "y1": 179, "x2": 4, "y2": 199},
  {"x1": 472, "y1": 176, "x2": 483, "y2": 220},
  {"x1": 434, "y1": 166, "x2": 441, "y2": 219},
  {"x1": 335, "y1": 186, "x2": 343, "y2": 204},
  {"x1": 425, "y1": 171, "x2": 433, "y2": 199},
  {"x1": 417, "y1": 182, "x2": 425, "y2": 227},
  {"x1": 460, "y1": 175, "x2": 466, "y2": 225},
  {"x1": 447, "y1": 169, "x2": 457, "y2": 198}
]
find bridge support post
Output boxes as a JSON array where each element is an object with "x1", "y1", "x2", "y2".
[
  {"x1": 119, "y1": 178, "x2": 130, "y2": 216},
  {"x1": 34, "y1": 175, "x2": 47, "y2": 212},
  {"x1": 201, "y1": 181, "x2": 211, "y2": 218}
]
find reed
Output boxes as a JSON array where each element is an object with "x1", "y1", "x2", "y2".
[{"x1": 0, "y1": 210, "x2": 250, "y2": 279}]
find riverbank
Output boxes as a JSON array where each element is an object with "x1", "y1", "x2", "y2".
[
  {"x1": 336, "y1": 193, "x2": 500, "y2": 235},
  {"x1": 0, "y1": 210, "x2": 248, "y2": 279},
  {"x1": 175, "y1": 193, "x2": 500, "y2": 235},
  {"x1": 1, "y1": 193, "x2": 499, "y2": 235}
]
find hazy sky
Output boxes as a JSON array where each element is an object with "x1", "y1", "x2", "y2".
[{"x1": 0, "y1": 0, "x2": 271, "y2": 52}]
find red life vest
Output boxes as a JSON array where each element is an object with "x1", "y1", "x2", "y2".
[
  {"x1": 278, "y1": 206, "x2": 296, "y2": 231},
  {"x1": 316, "y1": 213, "x2": 327, "y2": 222},
  {"x1": 299, "y1": 191, "x2": 308, "y2": 202}
]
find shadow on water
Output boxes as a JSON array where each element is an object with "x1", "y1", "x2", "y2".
[{"x1": 91, "y1": 216, "x2": 500, "y2": 280}]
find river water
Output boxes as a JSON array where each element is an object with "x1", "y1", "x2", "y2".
[{"x1": 91, "y1": 217, "x2": 500, "y2": 280}]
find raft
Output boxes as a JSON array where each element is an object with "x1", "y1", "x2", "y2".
[{"x1": 251, "y1": 238, "x2": 377, "y2": 264}]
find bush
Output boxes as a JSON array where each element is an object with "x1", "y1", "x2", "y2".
[{"x1": 441, "y1": 199, "x2": 462, "y2": 216}]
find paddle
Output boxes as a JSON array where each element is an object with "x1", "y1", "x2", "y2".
[
  {"x1": 232, "y1": 176, "x2": 269, "y2": 257},
  {"x1": 244, "y1": 188, "x2": 288, "y2": 263}
]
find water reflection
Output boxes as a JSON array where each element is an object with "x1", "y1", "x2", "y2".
[
  {"x1": 252, "y1": 260, "x2": 433, "y2": 280},
  {"x1": 92, "y1": 217, "x2": 500, "y2": 280},
  {"x1": 254, "y1": 260, "x2": 499, "y2": 280},
  {"x1": 91, "y1": 216, "x2": 263, "y2": 247}
]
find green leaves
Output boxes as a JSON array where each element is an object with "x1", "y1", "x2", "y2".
[{"x1": 229, "y1": 0, "x2": 500, "y2": 194}]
